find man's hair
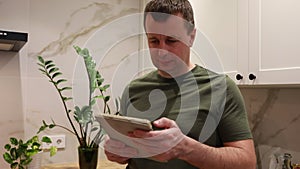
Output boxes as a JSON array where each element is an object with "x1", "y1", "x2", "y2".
[{"x1": 144, "y1": 0, "x2": 195, "y2": 34}]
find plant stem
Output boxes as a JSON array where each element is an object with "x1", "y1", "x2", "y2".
[
  {"x1": 100, "y1": 90, "x2": 111, "y2": 114},
  {"x1": 55, "y1": 124, "x2": 76, "y2": 135},
  {"x1": 49, "y1": 77, "x2": 82, "y2": 146}
]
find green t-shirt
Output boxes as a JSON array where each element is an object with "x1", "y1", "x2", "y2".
[{"x1": 120, "y1": 65, "x2": 252, "y2": 169}]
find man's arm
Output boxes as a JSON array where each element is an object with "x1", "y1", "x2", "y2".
[
  {"x1": 178, "y1": 136, "x2": 256, "y2": 169},
  {"x1": 131, "y1": 117, "x2": 256, "y2": 169}
]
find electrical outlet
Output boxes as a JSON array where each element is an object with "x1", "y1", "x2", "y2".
[{"x1": 42, "y1": 135, "x2": 66, "y2": 149}]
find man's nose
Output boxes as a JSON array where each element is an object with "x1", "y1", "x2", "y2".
[{"x1": 157, "y1": 42, "x2": 168, "y2": 57}]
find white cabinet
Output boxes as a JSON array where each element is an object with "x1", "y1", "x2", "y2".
[
  {"x1": 190, "y1": 0, "x2": 300, "y2": 85},
  {"x1": 248, "y1": 0, "x2": 300, "y2": 84}
]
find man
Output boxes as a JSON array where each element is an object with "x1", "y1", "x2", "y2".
[{"x1": 104, "y1": 0, "x2": 256, "y2": 169}]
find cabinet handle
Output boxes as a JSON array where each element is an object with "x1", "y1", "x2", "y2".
[
  {"x1": 248, "y1": 73, "x2": 256, "y2": 80},
  {"x1": 236, "y1": 74, "x2": 243, "y2": 80}
]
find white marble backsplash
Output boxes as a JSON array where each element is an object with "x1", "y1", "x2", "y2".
[
  {"x1": 24, "y1": 0, "x2": 141, "y2": 166},
  {"x1": 240, "y1": 88, "x2": 300, "y2": 169}
]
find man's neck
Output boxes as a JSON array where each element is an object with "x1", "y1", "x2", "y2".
[{"x1": 158, "y1": 63, "x2": 196, "y2": 78}]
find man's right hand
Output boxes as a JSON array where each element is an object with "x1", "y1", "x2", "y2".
[{"x1": 104, "y1": 136, "x2": 137, "y2": 164}]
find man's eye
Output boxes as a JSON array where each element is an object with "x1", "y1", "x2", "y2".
[
  {"x1": 149, "y1": 39, "x2": 159, "y2": 44},
  {"x1": 167, "y1": 39, "x2": 178, "y2": 43}
]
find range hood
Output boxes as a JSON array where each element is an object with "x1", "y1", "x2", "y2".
[{"x1": 0, "y1": 30, "x2": 28, "y2": 52}]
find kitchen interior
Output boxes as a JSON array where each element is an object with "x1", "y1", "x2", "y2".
[{"x1": 0, "y1": 0, "x2": 299, "y2": 169}]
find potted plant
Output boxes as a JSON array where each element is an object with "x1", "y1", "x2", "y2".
[
  {"x1": 3, "y1": 135, "x2": 55, "y2": 169},
  {"x1": 36, "y1": 46, "x2": 117, "y2": 169}
]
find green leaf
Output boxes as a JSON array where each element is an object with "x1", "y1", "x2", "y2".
[
  {"x1": 10, "y1": 162, "x2": 18, "y2": 169},
  {"x1": 104, "y1": 96, "x2": 110, "y2": 102},
  {"x1": 56, "y1": 79, "x2": 67, "y2": 84},
  {"x1": 31, "y1": 136, "x2": 39, "y2": 143},
  {"x1": 10, "y1": 138, "x2": 18, "y2": 145},
  {"x1": 60, "y1": 87, "x2": 72, "y2": 91},
  {"x1": 18, "y1": 144, "x2": 27, "y2": 156},
  {"x1": 18, "y1": 139, "x2": 24, "y2": 145},
  {"x1": 21, "y1": 157, "x2": 32, "y2": 165},
  {"x1": 10, "y1": 148, "x2": 17, "y2": 160},
  {"x1": 91, "y1": 99, "x2": 96, "y2": 106},
  {"x1": 74, "y1": 105, "x2": 92, "y2": 125},
  {"x1": 4, "y1": 144, "x2": 11, "y2": 151},
  {"x1": 73, "y1": 45, "x2": 81, "y2": 54},
  {"x1": 49, "y1": 124, "x2": 56, "y2": 128},
  {"x1": 50, "y1": 146, "x2": 57, "y2": 157},
  {"x1": 42, "y1": 136, "x2": 52, "y2": 143},
  {"x1": 51, "y1": 72, "x2": 62, "y2": 79},
  {"x1": 31, "y1": 142, "x2": 41, "y2": 150},
  {"x1": 103, "y1": 84, "x2": 110, "y2": 90},
  {"x1": 45, "y1": 60, "x2": 53, "y2": 65},
  {"x1": 45, "y1": 63, "x2": 55, "y2": 69},
  {"x1": 80, "y1": 48, "x2": 90, "y2": 58},
  {"x1": 26, "y1": 149, "x2": 39, "y2": 156},
  {"x1": 37, "y1": 125, "x2": 46, "y2": 134},
  {"x1": 49, "y1": 67, "x2": 59, "y2": 74},
  {"x1": 3, "y1": 152, "x2": 13, "y2": 164},
  {"x1": 37, "y1": 56, "x2": 45, "y2": 64},
  {"x1": 97, "y1": 78, "x2": 104, "y2": 86}
]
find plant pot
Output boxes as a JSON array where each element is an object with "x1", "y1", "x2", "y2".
[{"x1": 78, "y1": 146, "x2": 99, "y2": 169}]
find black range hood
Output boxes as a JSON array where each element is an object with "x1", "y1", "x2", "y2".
[{"x1": 0, "y1": 30, "x2": 28, "y2": 52}]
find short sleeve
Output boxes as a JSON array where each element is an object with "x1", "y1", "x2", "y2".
[{"x1": 217, "y1": 77, "x2": 252, "y2": 142}]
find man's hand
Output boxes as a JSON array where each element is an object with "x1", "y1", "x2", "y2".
[
  {"x1": 104, "y1": 136, "x2": 137, "y2": 164},
  {"x1": 129, "y1": 117, "x2": 187, "y2": 162}
]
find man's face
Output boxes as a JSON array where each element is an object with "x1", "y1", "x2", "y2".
[{"x1": 145, "y1": 13, "x2": 196, "y2": 78}]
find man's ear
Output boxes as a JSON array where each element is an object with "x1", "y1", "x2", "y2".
[{"x1": 189, "y1": 28, "x2": 196, "y2": 47}]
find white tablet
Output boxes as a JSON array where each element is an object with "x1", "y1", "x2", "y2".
[{"x1": 95, "y1": 114, "x2": 153, "y2": 136}]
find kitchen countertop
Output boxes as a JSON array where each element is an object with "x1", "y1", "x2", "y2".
[{"x1": 41, "y1": 160, "x2": 126, "y2": 169}]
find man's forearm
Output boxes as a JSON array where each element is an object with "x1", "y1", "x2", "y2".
[{"x1": 178, "y1": 136, "x2": 256, "y2": 169}]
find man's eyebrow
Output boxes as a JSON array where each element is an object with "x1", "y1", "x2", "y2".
[
  {"x1": 147, "y1": 34, "x2": 181, "y2": 39},
  {"x1": 147, "y1": 36, "x2": 157, "y2": 39},
  {"x1": 168, "y1": 35, "x2": 181, "y2": 39}
]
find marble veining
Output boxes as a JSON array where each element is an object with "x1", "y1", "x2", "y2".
[
  {"x1": 241, "y1": 88, "x2": 300, "y2": 169},
  {"x1": 251, "y1": 89, "x2": 280, "y2": 142},
  {"x1": 29, "y1": 4, "x2": 139, "y2": 58}
]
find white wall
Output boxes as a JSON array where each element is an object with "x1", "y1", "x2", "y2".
[{"x1": 0, "y1": 0, "x2": 29, "y2": 168}]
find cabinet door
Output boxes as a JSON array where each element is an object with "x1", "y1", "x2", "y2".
[
  {"x1": 249, "y1": 0, "x2": 300, "y2": 84},
  {"x1": 190, "y1": 0, "x2": 249, "y2": 84}
]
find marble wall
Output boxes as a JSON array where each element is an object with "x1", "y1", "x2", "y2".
[
  {"x1": 1, "y1": 0, "x2": 300, "y2": 169},
  {"x1": 26, "y1": 0, "x2": 141, "y2": 166},
  {"x1": 0, "y1": 0, "x2": 141, "y2": 168},
  {"x1": 240, "y1": 87, "x2": 300, "y2": 169}
]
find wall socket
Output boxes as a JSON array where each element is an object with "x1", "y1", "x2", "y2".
[{"x1": 42, "y1": 135, "x2": 66, "y2": 149}]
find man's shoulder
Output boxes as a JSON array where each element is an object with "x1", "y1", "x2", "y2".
[
  {"x1": 193, "y1": 65, "x2": 238, "y2": 90},
  {"x1": 193, "y1": 65, "x2": 228, "y2": 81},
  {"x1": 128, "y1": 70, "x2": 159, "y2": 87}
]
